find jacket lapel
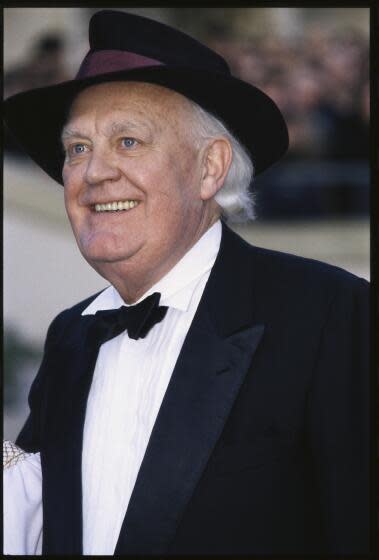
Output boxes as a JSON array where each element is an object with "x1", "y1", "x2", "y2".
[
  {"x1": 42, "y1": 317, "x2": 99, "y2": 555},
  {"x1": 115, "y1": 223, "x2": 265, "y2": 555}
]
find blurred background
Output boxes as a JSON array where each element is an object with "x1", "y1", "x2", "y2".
[{"x1": 4, "y1": 7, "x2": 370, "y2": 440}]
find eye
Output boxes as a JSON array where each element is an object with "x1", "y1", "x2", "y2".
[
  {"x1": 68, "y1": 143, "x2": 88, "y2": 156},
  {"x1": 121, "y1": 137, "x2": 138, "y2": 149}
]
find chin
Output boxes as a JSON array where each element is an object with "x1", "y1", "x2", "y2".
[
  {"x1": 80, "y1": 238, "x2": 142, "y2": 267},
  {"x1": 82, "y1": 248, "x2": 128, "y2": 265}
]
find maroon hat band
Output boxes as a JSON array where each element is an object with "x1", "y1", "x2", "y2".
[{"x1": 76, "y1": 49, "x2": 163, "y2": 79}]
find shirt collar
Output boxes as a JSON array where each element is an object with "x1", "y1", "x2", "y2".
[{"x1": 82, "y1": 220, "x2": 221, "y2": 315}]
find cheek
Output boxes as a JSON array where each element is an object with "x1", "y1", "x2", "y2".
[
  {"x1": 145, "y1": 175, "x2": 200, "y2": 238},
  {"x1": 146, "y1": 195, "x2": 197, "y2": 247},
  {"x1": 63, "y1": 167, "x2": 82, "y2": 208},
  {"x1": 62, "y1": 164, "x2": 75, "y2": 194},
  {"x1": 63, "y1": 184, "x2": 76, "y2": 218},
  {"x1": 63, "y1": 183, "x2": 85, "y2": 236},
  {"x1": 147, "y1": 186, "x2": 187, "y2": 227}
]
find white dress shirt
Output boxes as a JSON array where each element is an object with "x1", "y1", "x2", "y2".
[{"x1": 81, "y1": 220, "x2": 221, "y2": 555}]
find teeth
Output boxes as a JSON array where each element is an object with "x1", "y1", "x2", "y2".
[{"x1": 94, "y1": 200, "x2": 139, "y2": 212}]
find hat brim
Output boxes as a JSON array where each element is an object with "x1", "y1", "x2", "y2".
[{"x1": 4, "y1": 65, "x2": 288, "y2": 185}]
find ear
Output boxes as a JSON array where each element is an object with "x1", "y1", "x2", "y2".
[{"x1": 200, "y1": 138, "x2": 232, "y2": 201}]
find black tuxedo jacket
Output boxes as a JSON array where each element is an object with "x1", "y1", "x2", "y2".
[{"x1": 17, "y1": 223, "x2": 369, "y2": 555}]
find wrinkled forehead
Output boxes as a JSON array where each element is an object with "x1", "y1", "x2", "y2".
[{"x1": 64, "y1": 81, "x2": 194, "y2": 128}]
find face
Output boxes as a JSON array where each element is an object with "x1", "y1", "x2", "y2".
[{"x1": 62, "y1": 82, "x2": 218, "y2": 297}]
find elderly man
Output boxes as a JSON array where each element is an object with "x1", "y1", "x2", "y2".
[{"x1": 4, "y1": 10, "x2": 368, "y2": 556}]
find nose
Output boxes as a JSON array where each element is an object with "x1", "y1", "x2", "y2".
[{"x1": 84, "y1": 148, "x2": 121, "y2": 185}]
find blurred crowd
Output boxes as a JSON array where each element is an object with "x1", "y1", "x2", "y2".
[
  {"x1": 4, "y1": 33, "x2": 70, "y2": 98},
  {"x1": 208, "y1": 27, "x2": 369, "y2": 160}
]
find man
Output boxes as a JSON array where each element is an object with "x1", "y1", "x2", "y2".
[{"x1": 4, "y1": 10, "x2": 369, "y2": 556}]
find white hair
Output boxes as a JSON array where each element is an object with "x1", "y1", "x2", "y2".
[{"x1": 187, "y1": 100, "x2": 256, "y2": 222}]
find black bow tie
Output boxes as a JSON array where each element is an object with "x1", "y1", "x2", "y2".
[{"x1": 89, "y1": 292, "x2": 168, "y2": 344}]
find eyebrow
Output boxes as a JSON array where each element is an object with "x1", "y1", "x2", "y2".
[
  {"x1": 60, "y1": 127, "x2": 85, "y2": 144},
  {"x1": 60, "y1": 119, "x2": 154, "y2": 145}
]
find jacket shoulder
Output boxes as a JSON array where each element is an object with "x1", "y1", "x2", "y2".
[
  {"x1": 227, "y1": 225, "x2": 368, "y2": 289},
  {"x1": 223, "y1": 225, "x2": 368, "y2": 314},
  {"x1": 250, "y1": 242, "x2": 368, "y2": 287}
]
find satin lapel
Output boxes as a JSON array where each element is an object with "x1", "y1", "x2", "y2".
[
  {"x1": 115, "y1": 223, "x2": 264, "y2": 555},
  {"x1": 42, "y1": 318, "x2": 99, "y2": 555}
]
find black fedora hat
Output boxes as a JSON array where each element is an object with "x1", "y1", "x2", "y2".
[{"x1": 4, "y1": 10, "x2": 289, "y2": 185}]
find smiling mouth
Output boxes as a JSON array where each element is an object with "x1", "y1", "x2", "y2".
[{"x1": 93, "y1": 200, "x2": 139, "y2": 212}]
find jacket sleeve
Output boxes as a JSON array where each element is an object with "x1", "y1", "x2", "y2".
[
  {"x1": 16, "y1": 312, "x2": 66, "y2": 453},
  {"x1": 307, "y1": 276, "x2": 369, "y2": 554}
]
